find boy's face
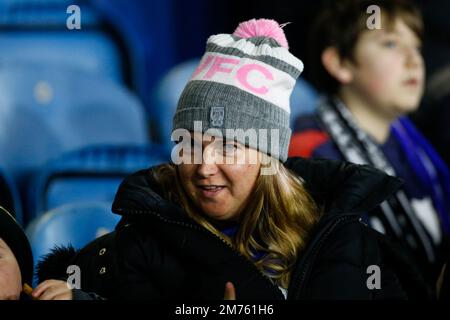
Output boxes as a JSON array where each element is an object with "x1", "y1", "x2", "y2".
[
  {"x1": 344, "y1": 18, "x2": 424, "y2": 118},
  {"x1": 0, "y1": 238, "x2": 22, "y2": 300}
]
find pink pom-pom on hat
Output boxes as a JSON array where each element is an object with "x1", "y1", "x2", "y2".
[{"x1": 233, "y1": 18, "x2": 289, "y2": 49}]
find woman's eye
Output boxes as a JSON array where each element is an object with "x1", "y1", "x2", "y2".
[
  {"x1": 225, "y1": 144, "x2": 236, "y2": 152},
  {"x1": 190, "y1": 140, "x2": 202, "y2": 151},
  {"x1": 222, "y1": 143, "x2": 238, "y2": 154}
]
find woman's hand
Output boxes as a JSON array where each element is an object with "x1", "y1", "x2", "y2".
[
  {"x1": 223, "y1": 281, "x2": 236, "y2": 300},
  {"x1": 32, "y1": 279, "x2": 73, "y2": 300}
]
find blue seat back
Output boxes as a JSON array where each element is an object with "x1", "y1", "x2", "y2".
[
  {"x1": 0, "y1": 63, "x2": 149, "y2": 183},
  {"x1": 0, "y1": 0, "x2": 123, "y2": 83},
  {"x1": 0, "y1": 168, "x2": 23, "y2": 225},
  {"x1": 89, "y1": 0, "x2": 177, "y2": 109},
  {"x1": 25, "y1": 201, "x2": 121, "y2": 271},
  {"x1": 0, "y1": 0, "x2": 99, "y2": 26},
  {"x1": 28, "y1": 144, "x2": 169, "y2": 222},
  {"x1": 151, "y1": 59, "x2": 198, "y2": 144},
  {"x1": 0, "y1": 31, "x2": 123, "y2": 84},
  {"x1": 290, "y1": 78, "x2": 320, "y2": 127}
]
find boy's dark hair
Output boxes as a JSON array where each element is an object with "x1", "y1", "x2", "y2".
[{"x1": 308, "y1": 0, "x2": 423, "y2": 95}]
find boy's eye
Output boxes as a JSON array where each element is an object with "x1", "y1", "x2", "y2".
[{"x1": 382, "y1": 40, "x2": 398, "y2": 48}]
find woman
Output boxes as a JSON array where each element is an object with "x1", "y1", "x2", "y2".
[{"x1": 33, "y1": 19, "x2": 429, "y2": 300}]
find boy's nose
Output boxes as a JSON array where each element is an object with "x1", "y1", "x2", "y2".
[{"x1": 405, "y1": 46, "x2": 423, "y2": 69}]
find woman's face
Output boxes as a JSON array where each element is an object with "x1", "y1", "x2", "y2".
[
  {"x1": 177, "y1": 133, "x2": 261, "y2": 222},
  {"x1": 0, "y1": 238, "x2": 22, "y2": 300}
]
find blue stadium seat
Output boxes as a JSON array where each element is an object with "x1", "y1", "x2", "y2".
[
  {"x1": 0, "y1": 0, "x2": 123, "y2": 83},
  {"x1": 151, "y1": 59, "x2": 198, "y2": 143},
  {"x1": 25, "y1": 201, "x2": 121, "y2": 273},
  {"x1": 0, "y1": 168, "x2": 23, "y2": 225},
  {"x1": 0, "y1": 31, "x2": 123, "y2": 84},
  {"x1": 27, "y1": 144, "x2": 169, "y2": 222},
  {"x1": 89, "y1": 0, "x2": 177, "y2": 110},
  {"x1": 290, "y1": 78, "x2": 320, "y2": 127},
  {"x1": 0, "y1": 63, "x2": 149, "y2": 184},
  {"x1": 0, "y1": 0, "x2": 100, "y2": 27}
]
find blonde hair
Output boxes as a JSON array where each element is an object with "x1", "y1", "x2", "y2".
[{"x1": 151, "y1": 156, "x2": 321, "y2": 288}]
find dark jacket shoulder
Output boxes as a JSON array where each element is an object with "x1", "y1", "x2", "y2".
[{"x1": 285, "y1": 158, "x2": 431, "y2": 299}]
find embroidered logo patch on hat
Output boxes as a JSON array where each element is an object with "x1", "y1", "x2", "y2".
[{"x1": 210, "y1": 106, "x2": 225, "y2": 127}]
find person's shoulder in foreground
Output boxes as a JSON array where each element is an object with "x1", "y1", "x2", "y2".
[{"x1": 0, "y1": 206, "x2": 33, "y2": 300}]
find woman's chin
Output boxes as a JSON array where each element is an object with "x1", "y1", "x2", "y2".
[{"x1": 202, "y1": 209, "x2": 237, "y2": 222}]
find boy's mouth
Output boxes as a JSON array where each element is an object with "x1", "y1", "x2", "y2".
[{"x1": 403, "y1": 78, "x2": 419, "y2": 86}]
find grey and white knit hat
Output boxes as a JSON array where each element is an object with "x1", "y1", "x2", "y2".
[{"x1": 172, "y1": 18, "x2": 304, "y2": 161}]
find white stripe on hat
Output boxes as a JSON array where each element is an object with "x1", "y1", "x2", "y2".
[
  {"x1": 207, "y1": 34, "x2": 304, "y2": 74},
  {"x1": 191, "y1": 52, "x2": 295, "y2": 113}
]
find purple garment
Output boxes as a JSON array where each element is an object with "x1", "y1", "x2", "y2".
[{"x1": 294, "y1": 114, "x2": 449, "y2": 236}]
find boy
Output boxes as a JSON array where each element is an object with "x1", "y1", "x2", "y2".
[
  {"x1": 0, "y1": 206, "x2": 33, "y2": 300},
  {"x1": 289, "y1": 0, "x2": 450, "y2": 291}
]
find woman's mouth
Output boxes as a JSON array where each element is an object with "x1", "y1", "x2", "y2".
[{"x1": 198, "y1": 185, "x2": 225, "y2": 197}]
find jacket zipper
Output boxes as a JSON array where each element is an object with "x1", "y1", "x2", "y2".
[
  {"x1": 116, "y1": 208, "x2": 281, "y2": 291},
  {"x1": 288, "y1": 214, "x2": 359, "y2": 299}
]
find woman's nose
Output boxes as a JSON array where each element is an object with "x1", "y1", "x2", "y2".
[{"x1": 197, "y1": 145, "x2": 220, "y2": 177}]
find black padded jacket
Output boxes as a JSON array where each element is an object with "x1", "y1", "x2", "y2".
[{"x1": 37, "y1": 158, "x2": 433, "y2": 300}]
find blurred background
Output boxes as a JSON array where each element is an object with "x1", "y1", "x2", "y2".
[{"x1": 0, "y1": 0, "x2": 448, "y2": 278}]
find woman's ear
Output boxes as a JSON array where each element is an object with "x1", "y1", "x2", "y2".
[{"x1": 321, "y1": 47, "x2": 353, "y2": 84}]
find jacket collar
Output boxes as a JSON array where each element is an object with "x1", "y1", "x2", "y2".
[{"x1": 284, "y1": 157, "x2": 402, "y2": 219}]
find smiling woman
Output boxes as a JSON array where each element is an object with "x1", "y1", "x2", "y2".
[
  {"x1": 35, "y1": 18, "x2": 428, "y2": 301},
  {"x1": 153, "y1": 144, "x2": 320, "y2": 288}
]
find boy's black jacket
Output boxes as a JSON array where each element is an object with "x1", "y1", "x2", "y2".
[{"x1": 37, "y1": 158, "x2": 433, "y2": 300}]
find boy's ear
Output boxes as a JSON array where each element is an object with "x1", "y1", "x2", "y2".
[{"x1": 321, "y1": 47, "x2": 353, "y2": 84}]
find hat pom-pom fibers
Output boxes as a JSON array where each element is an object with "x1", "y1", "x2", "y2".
[{"x1": 233, "y1": 18, "x2": 289, "y2": 48}]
